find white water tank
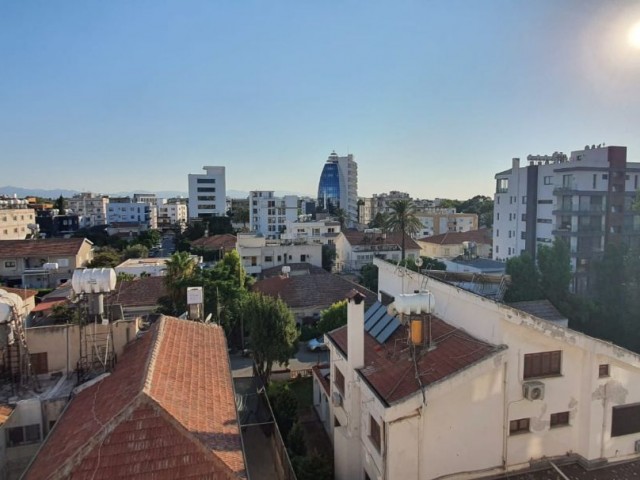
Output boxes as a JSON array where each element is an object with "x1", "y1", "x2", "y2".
[
  {"x1": 71, "y1": 268, "x2": 116, "y2": 294},
  {"x1": 0, "y1": 289, "x2": 24, "y2": 324},
  {"x1": 393, "y1": 292, "x2": 435, "y2": 315}
]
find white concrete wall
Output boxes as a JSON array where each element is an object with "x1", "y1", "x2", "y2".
[{"x1": 188, "y1": 166, "x2": 226, "y2": 218}]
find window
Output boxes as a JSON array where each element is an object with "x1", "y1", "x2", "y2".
[
  {"x1": 550, "y1": 411, "x2": 570, "y2": 428},
  {"x1": 538, "y1": 199, "x2": 553, "y2": 205},
  {"x1": 30, "y1": 353, "x2": 48, "y2": 374},
  {"x1": 602, "y1": 174, "x2": 608, "y2": 180},
  {"x1": 544, "y1": 176, "x2": 552, "y2": 185},
  {"x1": 369, "y1": 415, "x2": 382, "y2": 452},
  {"x1": 264, "y1": 256, "x2": 273, "y2": 262},
  {"x1": 521, "y1": 231, "x2": 526, "y2": 240},
  {"x1": 509, "y1": 418, "x2": 530, "y2": 435},
  {"x1": 599, "y1": 364, "x2": 610, "y2": 378},
  {"x1": 4, "y1": 261, "x2": 16, "y2": 268},
  {"x1": 521, "y1": 214, "x2": 526, "y2": 222},
  {"x1": 611, "y1": 403, "x2": 640, "y2": 437},
  {"x1": 334, "y1": 367, "x2": 345, "y2": 394},
  {"x1": 495, "y1": 245, "x2": 499, "y2": 253},
  {"x1": 524, "y1": 351, "x2": 562, "y2": 379},
  {"x1": 496, "y1": 213, "x2": 500, "y2": 221},
  {"x1": 197, "y1": 187, "x2": 216, "y2": 193},
  {"x1": 593, "y1": 174, "x2": 597, "y2": 189},
  {"x1": 197, "y1": 178, "x2": 216, "y2": 184},
  {"x1": 536, "y1": 218, "x2": 552, "y2": 224},
  {"x1": 522, "y1": 196, "x2": 527, "y2": 204},
  {"x1": 6, "y1": 424, "x2": 41, "y2": 447},
  {"x1": 496, "y1": 229, "x2": 499, "y2": 237}
]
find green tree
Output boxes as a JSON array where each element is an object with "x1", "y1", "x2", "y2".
[
  {"x1": 267, "y1": 381, "x2": 298, "y2": 439},
  {"x1": 88, "y1": 247, "x2": 122, "y2": 268},
  {"x1": 369, "y1": 212, "x2": 389, "y2": 232},
  {"x1": 504, "y1": 252, "x2": 542, "y2": 302},
  {"x1": 287, "y1": 422, "x2": 307, "y2": 457},
  {"x1": 116, "y1": 272, "x2": 136, "y2": 282},
  {"x1": 386, "y1": 199, "x2": 423, "y2": 261},
  {"x1": 54, "y1": 195, "x2": 66, "y2": 215},
  {"x1": 243, "y1": 292, "x2": 297, "y2": 384},
  {"x1": 164, "y1": 251, "x2": 198, "y2": 312},
  {"x1": 123, "y1": 244, "x2": 149, "y2": 259},
  {"x1": 133, "y1": 229, "x2": 161, "y2": 249},
  {"x1": 360, "y1": 263, "x2": 378, "y2": 292},
  {"x1": 321, "y1": 244, "x2": 336, "y2": 272},
  {"x1": 292, "y1": 454, "x2": 333, "y2": 480},
  {"x1": 537, "y1": 239, "x2": 572, "y2": 304},
  {"x1": 317, "y1": 300, "x2": 347, "y2": 333},
  {"x1": 334, "y1": 208, "x2": 347, "y2": 229},
  {"x1": 398, "y1": 256, "x2": 446, "y2": 272}
]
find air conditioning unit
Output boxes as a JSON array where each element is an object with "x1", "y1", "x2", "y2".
[
  {"x1": 332, "y1": 391, "x2": 343, "y2": 407},
  {"x1": 523, "y1": 381, "x2": 545, "y2": 401},
  {"x1": 635, "y1": 439, "x2": 640, "y2": 454}
]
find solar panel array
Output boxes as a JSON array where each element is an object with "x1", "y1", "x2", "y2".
[{"x1": 364, "y1": 301, "x2": 401, "y2": 344}]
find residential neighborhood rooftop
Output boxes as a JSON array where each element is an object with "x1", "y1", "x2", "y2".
[
  {"x1": 107, "y1": 276, "x2": 168, "y2": 308},
  {"x1": 191, "y1": 233, "x2": 237, "y2": 251},
  {"x1": 23, "y1": 317, "x2": 246, "y2": 480},
  {"x1": 342, "y1": 230, "x2": 421, "y2": 250},
  {"x1": 0, "y1": 238, "x2": 91, "y2": 257},
  {"x1": 417, "y1": 228, "x2": 492, "y2": 245}
]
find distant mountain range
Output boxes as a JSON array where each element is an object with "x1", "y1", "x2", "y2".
[{"x1": 0, "y1": 186, "x2": 312, "y2": 200}]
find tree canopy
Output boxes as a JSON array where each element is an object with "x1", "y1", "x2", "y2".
[
  {"x1": 504, "y1": 252, "x2": 542, "y2": 302},
  {"x1": 386, "y1": 199, "x2": 422, "y2": 260},
  {"x1": 242, "y1": 292, "x2": 298, "y2": 385}
]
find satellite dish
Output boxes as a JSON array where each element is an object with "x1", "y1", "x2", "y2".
[{"x1": 414, "y1": 257, "x2": 423, "y2": 267}]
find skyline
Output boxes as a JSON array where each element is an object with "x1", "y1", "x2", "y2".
[{"x1": 2, "y1": 1, "x2": 640, "y2": 199}]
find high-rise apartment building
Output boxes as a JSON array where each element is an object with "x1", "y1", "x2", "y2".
[
  {"x1": 317, "y1": 152, "x2": 358, "y2": 226},
  {"x1": 249, "y1": 191, "x2": 298, "y2": 239},
  {"x1": 493, "y1": 145, "x2": 640, "y2": 293},
  {"x1": 188, "y1": 166, "x2": 227, "y2": 219}
]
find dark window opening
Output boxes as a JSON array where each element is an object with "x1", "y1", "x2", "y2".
[
  {"x1": 509, "y1": 418, "x2": 530, "y2": 435},
  {"x1": 599, "y1": 364, "x2": 610, "y2": 378},
  {"x1": 524, "y1": 351, "x2": 562, "y2": 379},
  {"x1": 550, "y1": 411, "x2": 570, "y2": 428},
  {"x1": 611, "y1": 404, "x2": 640, "y2": 437}
]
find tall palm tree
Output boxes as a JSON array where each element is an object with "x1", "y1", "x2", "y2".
[
  {"x1": 386, "y1": 199, "x2": 423, "y2": 261},
  {"x1": 165, "y1": 251, "x2": 197, "y2": 310}
]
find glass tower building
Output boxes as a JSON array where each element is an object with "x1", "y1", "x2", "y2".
[
  {"x1": 317, "y1": 159, "x2": 341, "y2": 213},
  {"x1": 317, "y1": 151, "x2": 358, "y2": 225}
]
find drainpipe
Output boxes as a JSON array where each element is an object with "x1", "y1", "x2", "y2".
[{"x1": 600, "y1": 383, "x2": 607, "y2": 459}]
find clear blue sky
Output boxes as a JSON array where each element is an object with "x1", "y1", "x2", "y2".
[{"x1": 2, "y1": 1, "x2": 640, "y2": 198}]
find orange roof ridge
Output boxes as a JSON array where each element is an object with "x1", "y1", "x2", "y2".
[{"x1": 143, "y1": 315, "x2": 166, "y2": 394}]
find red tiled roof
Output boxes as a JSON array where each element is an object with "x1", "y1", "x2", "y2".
[
  {"x1": 192, "y1": 234, "x2": 237, "y2": 251},
  {"x1": 24, "y1": 317, "x2": 246, "y2": 480},
  {"x1": 0, "y1": 238, "x2": 91, "y2": 257},
  {"x1": 328, "y1": 316, "x2": 502, "y2": 405},
  {"x1": 312, "y1": 364, "x2": 331, "y2": 396},
  {"x1": 31, "y1": 299, "x2": 67, "y2": 312},
  {"x1": 1, "y1": 287, "x2": 38, "y2": 300},
  {"x1": 107, "y1": 276, "x2": 168, "y2": 307},
  {"x1": 253, "y1": 272, "x2": 377, "y2": 310},
  {"x1": 342, "y1": 231, "x2": 421, "y2": 250},
  {"x1": 418, "y1": 228, "x2": 492, "y2": 245}
]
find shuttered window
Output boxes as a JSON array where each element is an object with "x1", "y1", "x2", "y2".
[
  {"x1": 611, "y1": 403, "x2": 640, "y2": 437},
  {"x1": 370, "y1": 415, "x2": 382, "y2": 452},
  {"x1": 524, "y1": 351, "x2": 562, "y2": 379},
  {"x1": 334, "y1": 368, "x2": 345, "y2": 394}
]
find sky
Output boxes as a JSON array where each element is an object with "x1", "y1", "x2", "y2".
[{"x1": 2, "y1": 1, "x2": 640, "y2": 199}]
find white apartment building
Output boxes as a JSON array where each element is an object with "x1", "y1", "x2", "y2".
[
  {"x1": 318, "y1": 258, "x2": 640, "y2": 480},
  {"x1": 236, "y1": 233, "x2": 322, "y2": 276},
  {"x1": 106, "y1": 197, "x2": 156, "y2": 229},
  {"x1": 188, "y1": 166, "x2": 226, "y2": 219},
  {"x1": 0, "y1": 199, "x2": 36, "y2": 240},
  {"x1": 281, "y1": 217, "x2": 341, "y2": 245},
  {"x1": 67, "y1": 193, "x2": 109, "y2": 229},
  {"x1": 156, "y1": 198, "x2": 188, "y2": 230},
  {"x1": 493, "y1": 145, "x2": 640, "y2": 293},
  {"x1": 249, "y1": 191, "x2": 298, "y2": 239}
]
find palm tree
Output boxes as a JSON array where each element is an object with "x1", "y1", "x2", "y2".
[
  {"x1": 164, "y1": 251, "x2": 197, "y2": 310},
  {"x1": 386, "y1": 199, "x2": 423, "y2": 261}
]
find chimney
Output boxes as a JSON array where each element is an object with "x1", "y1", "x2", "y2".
[
  {"x1": 512, "y1": 157, "x2": 520, "y2": 171},
  {"x1": 347, "y1": 290, "x2": 366, "y2": 370}
]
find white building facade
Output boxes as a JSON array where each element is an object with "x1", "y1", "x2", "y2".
[
  {"x1": 236, "y1": 233, "x2": 322, "y2": 276},
  {"x1": 156, "y1": 198, "x2": 188, "y2": 230},
  {"x1": 106, "y1": 198, "x2": 156, "y2": 229},
  {"x1": 188, "y1": 166, "x2": 227, "y2": 219},
  {"x1": 281, "y1": 218, "x2": 341, "y2": 245},
  {"x1": 493, "y1": 146, "x2": 640, "y2": 293},
  {"x1": 322, "y1": 258, "x2": 640, "y2": 480},
  {"x1": 249, "y1": 191, "x2": 298, "y2": 239},
  {"x1": 67, "y1": 193, "x2": 109, "y2": 229},
  {"x1": 0, "y1": 199, "x2": 36, "y2": 240}
]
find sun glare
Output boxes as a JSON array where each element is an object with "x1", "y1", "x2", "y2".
[{"x1": 629, "y1": 21, "x2": 640, "y2": 49}]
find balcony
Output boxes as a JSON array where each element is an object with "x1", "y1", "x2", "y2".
[{"x1": 552, "y1": 205, "x2": 605, "y2": 215}]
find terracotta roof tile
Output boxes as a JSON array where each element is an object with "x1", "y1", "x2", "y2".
[
  {"x1": 343, "y1": 231, "x2": 421, "y2": 251},
  {"x1": 107, "y1": 276, "x2": 168, "y2": 308},
  {"x1": 417, "y1": 228, "x2": 492, "y2": 245},
  {"x1": 24, "y1": 317, "x2": 246, "y2": 480},
  {"x1": 0, "y1": 238, "x2": 91, "y2": 257},
  {"x1": 0, "y1": 404, "x2": 14, "y2": 425},
  {"x1": 329, "y1": 315, "x2": 502, "y2": 405},
  {"x1": 253, "y1": 272, "x2": 377, "y2": 310},
  {"x1": 1, "y1": 287, "x2": 38, "y2": 300},
  {"x1": 191, "y1": 234, "x2": 237, "y2": 251}
]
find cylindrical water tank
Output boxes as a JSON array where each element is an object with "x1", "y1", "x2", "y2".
[
  {"x1": 393, "y1": 292, "x2": 435, "y2": 315},
  {"x1": 0, "y1": 289, "x2": 24, "y2": 324},
  {"x1": 410, "y1": 318, "x2": 423, "y2": 346},
  {"x1": 71, "y1": 268, "x2": 116, "y2": 294}
]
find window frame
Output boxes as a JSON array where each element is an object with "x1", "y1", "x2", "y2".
[
  {"x1": 611, "y1": 403, "x2": 640, "y2": 437},
  {"x1": 369, "y1": 415, "x2": 382, "y2": 453},
  {"x1": 334, "y1": 367, "x2": 345, "y2": 395},
  {"x1": 598, "y1": 364, "x2": 610, "y2": 378},
  {"x1": 550, "y1": 411, "x2": 570, "y2": 428},
  {"x1": 523, "y1": 350, "x2": 562, "y2": 379},
  {"x1": 509, "y1": 418, "x2": 530, "y2": 435}
]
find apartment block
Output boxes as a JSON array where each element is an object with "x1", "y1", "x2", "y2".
[
  {"x1": 106, "y1": 197, "x2": 156, "y2": 229},
  {"x1": 0, "y1": 198, "x2": 36, "y2": 240},
  {"x1": 67, "y1": 193, "x2": 109, "y2": 229},
  {"x1": 249, "y1": 191, "x2": 298, "y2": 239},
  {"x1": 188, "y1": 166, "x2": 226, "y2": 219},
  {"x1": 493, "y1": 145, "x2": 640, "y2": 293},
  {"x1": 281, "y1": 217, "x2": 341, "y2": 245},
  {"x1": 156, "y1": 198, "x2": 188, "y2": 230},
  {"x1": 415, "y1": 208, "x2": 478, "y2": 237}
]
